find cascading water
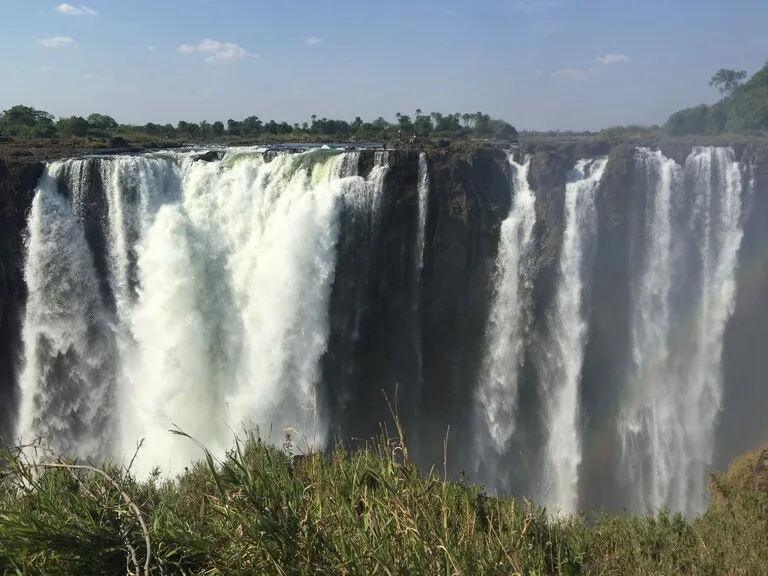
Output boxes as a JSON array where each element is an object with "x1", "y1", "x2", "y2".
[
  {"x1": 475, "y1": 156, "x2": 536, "y2": 487},
  {"x1": 619, "y1": 148, "x2": 681, "y2": 513},
  {"x1": 415, "y1": 152, "x2": 429, "y2": 277},
  {"x1": 323, "y1": 150, "x2": 390, "y2": 423},
  {"x1": 10, "y1": 141, "x2": 758, "y2": 516},
  {"x1": 18, "y1": 163, "x2": 119, "y2": 460},
  {"x1": 17, "y1": 148, "x2": 388, "y2": 476},
  {"x1": 539, "y1": 157, "x2": 607, "y2": 515},
  {"x1": 619, "y1": 147, "x2": 744, "y2": 516}
]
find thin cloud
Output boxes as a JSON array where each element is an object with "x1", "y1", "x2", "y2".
[
  {"x1": 551, "y1": 67, "x2": 601, "y2": 81},
  {"x1": 178, "y1": 38, "x2": 256, "y2": 63},
  {"x1": 306, "y1": 37, "x2": 323, "y2": 45},
  {"x1": 38, "y1": 36, "x2": 78, "y2": 48},
  {"x1": 55, "y1": 4, "x2": 97, "y2": 15},
  {"x1": 534, "y1": 69, "x2": 544, "y2": 76},
  {"x1": 596, "y1": 53, "x2": 632, "y2": 65},
  {"x1": 148, "y1": 46, "x2": 156, "y2": 52},
  {"x1": 509, "y1": 0, "x2": 562, "y2": 14}
]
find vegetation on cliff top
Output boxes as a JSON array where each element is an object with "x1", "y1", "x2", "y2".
[
  {"x1": 0, "y1": 423, "x2": 766, "y2": 575},
  {"x1": 2, "y1": 62, "x2": 766, "y2": 152},
  {"x1": 0, "y1": 106, "x2": 518, "y2": 146},
  {"x1": 663, "y1": 61, "x2": 768, "y2": 137}
]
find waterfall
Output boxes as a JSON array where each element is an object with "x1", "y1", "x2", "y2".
[
  {"x1": 540, "y1": 157, "x2": 607, "y2": 515},
  {"x1": 411, "y1": 152, "x2": 429, "y2": 429},
  {"x1": 619, "y1": 147, "x2": 744, "y2": 516},
  {"x1": 475, "y1": 156, "x2": 537, "y2": 486},
  {"x1": 415, "y1": 152, "x2": 429, "y2": 277},
  {"x1": 619, "y1": 148, "x2": 681, "y2": 513},
  {"x1": 12, "y1": 142, "x2": 755, "y2": 514},
  {"x1": 17, "y1": 149, "x2": 386, "y2": 475},
  {"x1": 18, "y1": 163, "x2": 118, "y2": 460}
]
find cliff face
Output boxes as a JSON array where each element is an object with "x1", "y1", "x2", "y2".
[
  {"x1": 321, "y1": 147, "x2": 512, "y2": 468},
  {"x1": 577, "y1": 142, "x2": 768, "y2": 509},
  {"x1": 0, "y1": 158, "x2": 43, "y2": 442},
  {"x1": 718, "y1": 145, "x2": 768, "y2": 469},
  {"x1": 2, "y1": 139, "x2": 768, "y2": 508}
]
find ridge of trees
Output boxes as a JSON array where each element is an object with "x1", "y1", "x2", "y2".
[
  {"x1": 664, "y1": 61, "x2": 768, "y2": 136},
  {"x1": 0, "y1": 106, "x2": 518, "y2": 142}
]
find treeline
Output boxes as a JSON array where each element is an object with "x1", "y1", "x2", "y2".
[
  {"x1": 664, "y1": 61, "x2": 768, "y2": 136},
  {"x1": 0, "y1": 106, "x2": 518, "y2": 142}
]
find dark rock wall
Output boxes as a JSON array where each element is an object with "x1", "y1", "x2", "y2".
[
  {"x1": 0, "y1": 159, "x2": 43, "y2": 443},
  {"x1": 418, "y1": 148, "x2": 511, "y2": 469},
  {"x1": 2, "y1": 141, "x2": 768, "y2": 496},
  {"x1": 321, "y1": 148, "x2": 512, "y2": 471},
  {"x1": 579, "y1": 146, "x2": 647, "y2": 510},
  {"x1": 717, "y1": 146, "x2": 768, "y2": 470}
]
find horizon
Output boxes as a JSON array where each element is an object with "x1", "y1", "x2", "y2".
[{"x1": 0, "y1": 0, "x2": 766, "y2": 131}]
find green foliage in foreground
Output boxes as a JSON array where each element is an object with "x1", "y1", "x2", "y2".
[{"x1": 0, "y1": 430, "x2": 766, "y2": 576}]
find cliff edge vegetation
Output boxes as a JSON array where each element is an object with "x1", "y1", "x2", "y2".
[
  {"x1": 0, "y1": 106, "x2": 518, "y2": 147},
  {"x1": 664, "y1": 61, "x2": 768, "y2": 137},
  {"x1": 0, "y1": 426, "x2": 766, "y2": 575}
]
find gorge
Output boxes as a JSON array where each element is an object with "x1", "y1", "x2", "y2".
[{"x1": 1, "y1": 139, "x2": 767, "y2": 518}]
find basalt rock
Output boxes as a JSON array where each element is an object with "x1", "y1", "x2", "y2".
[
  {"x1": 2, "y1": 137, "x2": 768, "y2": 501},
  {"x1": 0, "y1": 157, "x2": 44, "y2": 443},
  {"x1": 192, "y1": 150, "x2": 225, "y2": 163}
]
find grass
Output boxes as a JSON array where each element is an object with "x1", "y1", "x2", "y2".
[{"x1": 0, "y1": 425, "x2": 767, "y2": 576}]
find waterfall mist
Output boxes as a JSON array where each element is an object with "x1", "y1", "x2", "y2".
[
  {"x1": 17, "y1": 149, "x2": 388, "y2": 476},
  {"x1": 7, "y1": 143, "x2": 756, "y2": 516}
]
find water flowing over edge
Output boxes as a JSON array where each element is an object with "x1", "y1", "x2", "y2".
[
  {"x1": 415, "y1": 152, "x2": 429, "y2": 277},
  {"x1": 619, "y1": 146, "x2": 745, "y2": 516},
  {"x1": 539, "y1": 157, "x2": 607, "y2": 515},
  {"x1": 475, "y1": 155, "x2": 537, "y2": 486},
  {"x1": 11, "y1": 144, "x2": 754, "y2": 517},
  {"x1": 17, "y1": 148, "x2": 390, "y2": 477}
]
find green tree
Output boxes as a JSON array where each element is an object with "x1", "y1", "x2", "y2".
[
  {"x1": 414, "y1": 114, "x2": 432, "y2": 136},
  {"x1": 242, "y1": 116, "x2": 262, "y2": 135},
  {"x1": 0, "y1": 105, "x2": 56, "y2": 137},
  {"x1": 87, "y1": 113, "x2": 118, "y2": 131},
  {"x1": 489, "y1": 119, "x2": 518, "y2": 140},
  {"x1": 665, "y1": 104, "x2": 710, "y2": 135},
  {"x1": 57, "y1": 116, "x2": 90, "y2": 137},
  {"x1": 227, "y1": 119, "x2": 242, "y2": 135},
  {"x1": 0, "y1": 105, "x2": 54, "y2": 127},
  {"x1": 728, "y1": 84, "x2": 768, "y2": 133},
  {"x1": 212, "y1": 121, "x2": 225, "y2": 136},
  {"x1": 475, "y1": 113, "x2": 491, "y2": 135},
  {"x1": 177, "y1": 121, "x2": 201, "y2": 137},
  {"x1": 709, "y1": 69, "x2": 747, "y2": 96},
  {"x1": 665, "y1": 62, "x2": 768, "y2": 135}
]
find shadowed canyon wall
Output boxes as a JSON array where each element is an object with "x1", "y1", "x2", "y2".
[{"x1": 1, "y1": 141, "x2": 767, "y2": 515}]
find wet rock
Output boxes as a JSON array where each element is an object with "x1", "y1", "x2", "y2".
[{"x1": 192, "y1": 150, "x2": 225, "y2": 163}]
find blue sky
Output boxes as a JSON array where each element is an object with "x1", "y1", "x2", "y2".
[{"x1": 0, "y1": 0, "x2": 766, "y2": 130}]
